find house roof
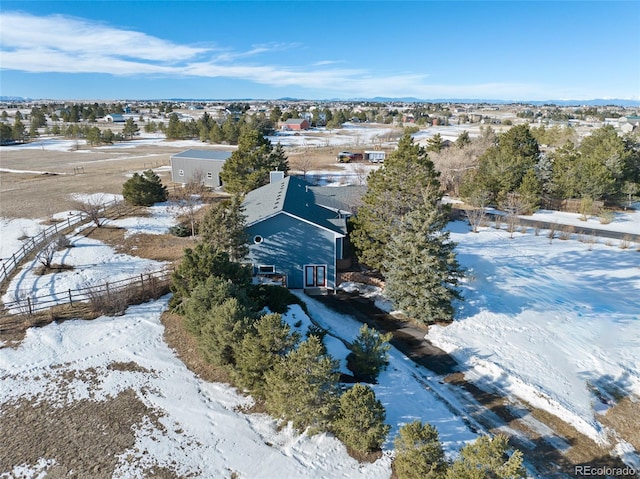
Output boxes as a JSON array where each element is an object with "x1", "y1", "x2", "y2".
[
  {"x1": 171, "y1": 149, "x2": 233, "y2": 161},
  {"x1": 284, "y1": 118, "x2": 308, "y2": 125},
  {"x1": 309, "y1": 185, "x2": 366, "y2": 212},
  {"x1": 243, "y1": 176, "x2": 349, "y2": 236}
]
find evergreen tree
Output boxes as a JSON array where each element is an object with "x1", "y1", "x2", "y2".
[
  {"x1": 348, "y1": 324, "x2": 392, "y2": 383},
  {"x1": 197, "y1": 297, "x2": 255, "y2": 366},
  {"x1": 122, "y1": 169, "x2": 168, "y2": 206},
  {"x1": 393, "y1": 421, "x2": 447, "y2": 479},
  {"x1": 427, "y1": 133, "x2": 445, "y2": 153},
  {"x1": 332, "y1": 384, "x2": 390, "y2": 454},
  {"x1": 209, "y1": 122, "x2": 223, "y2": 144},
  {"x1": 122, "y1": 117, "x2": 139, "y2": 139},
  {"x1": 350, "y1": 132, "x2": 441, "y2": 271},
  {"x1": 12, "y1": 117, "x2": 25, "y2": 142},
  {"x1": 462, "y1": 124, "x2": 539, "y2": 205},
  {"x1": 170, "y1": 242, "x2": 252, "y2": 309},
  {"x1": 384, "y1": 195, "x2": 463, "y2": 324},
  {"x1": 455, "y1": 130, "x2": 471, "y2": 149},
  {"x1": 0, "y1": 123, "x2": 13, "y2": 144},
  {"x1": 199, "y1": 195, "x2": 249, "y2": 261},
  {"x1": 220, "y1": 129, "x2": 289, "y2": 194},
  {"x1": 183, "y1": 275, "x2": 252, "y2": 336},
  {"x1": 264, "y1": 335, "x2": 340, "y2": 432},
  {"x1": 516, "y1": 168, "x2": 541, "y2": 214},
  {"x1": 166, "y1": 113, "x2": 184, "y2": 140},
  {"x1": 446, "y1": 434, "x2": 526, "y2": 479},
  {"x1": 234, "y1": 313, "x2": 300, "y2": 398}
]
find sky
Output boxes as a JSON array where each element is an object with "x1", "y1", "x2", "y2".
[{"x1": 0, "y1": 1, "x2": 639, "y2": 102}]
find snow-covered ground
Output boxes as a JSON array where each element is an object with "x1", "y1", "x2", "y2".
[
  {"x1": 525, "y1": 208, "x2": 640, "y2": 236},
  {"x1": 427, "y1": 221, "x2": 640, "y2": 452},
  {"x1": 0, "y1": 239, "x2": 477, "y2": 478},
  {"x1": 0, "y1": 185, "x2": 479, "y2": 477}
]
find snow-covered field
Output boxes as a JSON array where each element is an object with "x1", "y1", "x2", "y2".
[
  {"x1": 0, "y1": 210, "x2": 478, "y2": 477},
  {"x1": 428, "y1": 221, "x2": 640, "y2": 452},
  {"x1": 2, "y1": 131, "x2": 640, "y2": 475}
]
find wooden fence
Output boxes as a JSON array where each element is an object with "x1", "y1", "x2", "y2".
[
  {"x1": 0, "y1": 198, "x2": 122, "y2": 285},
  {"x1": 3, "y1": 269, "x2": 171, "y2": 315}
]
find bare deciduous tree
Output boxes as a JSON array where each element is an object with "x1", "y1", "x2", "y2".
[
  {"x1": 74, "y1": 194, "x2": 108, "y2": 227},
  {"x1": 290, "y1": 155, "x2": 315, "y2": 179},
  {"x1": 172, "y1": 173, "x2": 206, "y2": 238}
]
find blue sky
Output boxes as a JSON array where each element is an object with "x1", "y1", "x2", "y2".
[{"x1": 1, "y1": 1, "x2": 639, "y2": 101}]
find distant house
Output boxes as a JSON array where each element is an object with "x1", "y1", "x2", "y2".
[
  {"x1": 104, "y1": 114, "x2": 125, "y2": 123},
  {"x1": 282, "y1": 118, "x2": 310, "y2": 131},
  {"x1": 242, "y1": 174, "x2": 356, "y2": 291},
  {"x1": 170, "y1": 149, "x2": 233, "y2": 188}
]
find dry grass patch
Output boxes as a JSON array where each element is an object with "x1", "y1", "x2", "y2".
[
  {"x1": 0, "y1": 388, "x2": 162, "y2": 479},
  {"x1": 527, "y1": 406, "x2": 631, "y2": 471},
  {"x1": 161, "y1": 310, "x2": 232, "y2": 384},
  {"x1": 118, "y1": 233, "x2": 193, "y2": 264},
  {"x1": 599, "y1": 396, "x2": 640, "y2": 452}
]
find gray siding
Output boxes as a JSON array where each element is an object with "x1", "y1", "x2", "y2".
[
  {"x1": 246, "y1": 213, "x2": 339, "y2": 289},
  {"x1": 170, "y1": 157, "x2": 226, "y2": 187}
]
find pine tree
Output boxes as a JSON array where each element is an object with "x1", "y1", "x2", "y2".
[
  {"x1": 517, "y1": 168, "x2": 541, "y2": 214},
  {"x1": 122, "y1": 169, "x2": 168, "y2": 206},
  {"x1": 348, "y1": 324, "x2": 392, "y2": 383},
  {"x1": 198, "y1": 297, "x2": 255, "y2": 366},
  {"x1": 170, "y1": 243, "x2": 252, "y2": 309},
  {"x1": 332, "y1": 384, "x2": 390, "y2": 454},
  {"x1": 350, "y1": 132, "x2": 441, "y2": 271},
  {"x1": 446, "y1": 434, "x2": 526, "y2": 479},
  {"x1": 264, "y1": 335, "x2": 340, "y2": 432},
  {"x1": 393, "y1": 421, "x2": 447, "y2": 479},
  {"x1": 199, "y1": 195, "x2": 249, "y2": 261},
  {"x1": 183, "y1": 275, "x2": 252, "y2": 336},
  {"x1": 122, "y1": 117, "x2": 139, "y2": 139},
  {"x1": 220, "y1": 129, "x2": 289, "y2": 194},
  {"x1": 234, "y1": 313, "x2": 300, "y2": 398},
  {"x1": 384, "y1": 195, "x2": 463, "y2": 325}
]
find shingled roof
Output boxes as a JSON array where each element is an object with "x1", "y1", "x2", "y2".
[{"x1": 242, "y1": 176, "x2": 349, "y2": 236}]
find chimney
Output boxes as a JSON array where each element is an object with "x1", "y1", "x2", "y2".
[{"x1": 270, "y1": 170, "x2": 285, "y2": 183}]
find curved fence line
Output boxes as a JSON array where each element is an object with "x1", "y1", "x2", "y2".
[{"x1": 0, "y1": 198, "x2": 122, "y2": 285}]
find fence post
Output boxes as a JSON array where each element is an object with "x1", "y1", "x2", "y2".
[
  {"x1": 105, "y1": 282, "x2": 111, "y2": 302},
  {"x1": 140, "y1": 273, "x2": 144, "y2": 292},
  {"x1": 27, "y1": 297, "x2": 32, "y2": 315},
  {"x1": 68, "y1": 288, "x2": 73, "y2": 305}
]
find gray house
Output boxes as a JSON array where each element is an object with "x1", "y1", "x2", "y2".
[
  {"x1": 242, "y1": 174, "x2": 353, "y2": 290},
  {"x1": 170, "y1": 149, "x2": 233, "y2": 188}
]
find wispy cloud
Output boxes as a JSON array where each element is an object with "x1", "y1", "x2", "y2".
[{"x1": 0, "y1": 11, "x2": 558, "y2": 99}]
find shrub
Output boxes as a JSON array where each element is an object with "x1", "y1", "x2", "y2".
[
  {"x1": 234, "y1": 313, "x2": 300, "y2": 398},
  {"x1": 446, "y1": 434, "x2": 526, "y2": 479},
  {"x1": 347, "y1": 324, "x2": 392, "y2": 383},
  {"x1": 332, "y1": 383, "x2": 390, "y2": 454},
  {"x1": 122, "y1": 169, "x2": 168, "y2": 206},
  {"x1": 599, "y1": 210, "x2": 615, "y2": 224},
  {"x1": 393, "y1": 421, "x2": 447, "y2": 479},
  {"x1": 248, "y1": 284, "x2": 307, "y2": 314},
  {"x1": 264, "y1": 335, "x2": 340, "y2": 432}
]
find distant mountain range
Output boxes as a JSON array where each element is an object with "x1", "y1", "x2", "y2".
[{"x1": 1, "y1": 95, "x2": 639, "y2": 107}]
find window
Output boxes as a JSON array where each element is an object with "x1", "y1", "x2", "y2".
[
  {"x1": 253, "y1": 235, "x2": 263, "y2": 244},
  {"x1": 178, "y1": 169, "x2": 184, "y2": 177},
  {"x1": 257, "y1": 265, "x2": 275, "y2": 274},
  {"x1": 206, "y1": 172, "x2": 213, "y2": 179}
]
